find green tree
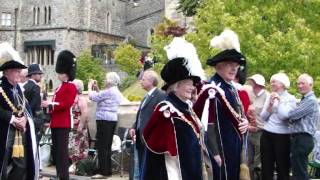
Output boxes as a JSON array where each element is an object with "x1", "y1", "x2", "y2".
[
  {"x1": 187, "y1": 0, "x2": 320, "y2": 95},
  {"x1": 76, "y1": 50, "x2": 106, "y2": 90},
  {"x1": 177, "y1": 0, "x2": 202, "y2": 17},
  {"x1": 149, "y1": 18, "x2": 182, "y2": 72},
  {"x1": 114, "y1": 43, "x2": 142, "y2": 76}
]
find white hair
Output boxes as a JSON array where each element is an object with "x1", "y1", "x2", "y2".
[
  {"x1": 299, "y1": 73, "x2": 313, "y2": 85},
  {"x1": 106, "y1": 72, "x2": 120, "y2": 86},
  {"x1": 270, "y1": 72, "x2": 290, "y2": 89},
  {"x1": 72, "y1": 79, "x2": 84, "y2": 94}
]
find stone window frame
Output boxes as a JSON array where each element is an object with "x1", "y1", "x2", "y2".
[
  {"x1": 1, "y1": 12, "x2": 12, "y2": 27},
  {"x1": 33, "y1": 6, "x2": 40, "y2": 25},
  {"x1": 106, "y1": 11, "x2": 112, "y2": 33},
  {"x1": 48, "y1": 6, "x2": 51, "y2": 24},
  {"x1": 147, "y1": 28, "x2": 154, "y2": 47},
  {"x1": 43, "y1": 6, "x2": 51, "y2": 25},
  {"x1": 44, "y1": 7, "x2": 47, "y2": 24}
]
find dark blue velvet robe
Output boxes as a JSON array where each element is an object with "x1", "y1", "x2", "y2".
[
  {"x1": 0, "y1": 76, "x2": 37, "y2": 179},
  {"x1": 142, "y1": 93, "x2": 204, "y2": 180},
  {"x1": 193, "y1": 74, "x2": 243, "y2": 180}
]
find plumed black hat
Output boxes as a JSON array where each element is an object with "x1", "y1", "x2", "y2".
[
  {"x1": 55, "y1": 50, "x2": 76, "y2": 81},
  {"x1": 0, "y1": 42, "x2": 27, "y2": 71},
  {"x1": 161, "y1": 37, "x2": 205, "y2": 90},
  {"x1": 161, "y1": 58, "x2": 200, "y2": 90},
  {"x1": 207, "y1": 49, "x2": 246, "y2": 66},
  {"x1": 207, "y1": 29, "x2": 246, "y2": 66},
  {"x1": 27, "y1": 64, "x2": 43, "y2": 77}
]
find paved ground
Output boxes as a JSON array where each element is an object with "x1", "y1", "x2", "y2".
[{"x1": 40, "y1": 166, "x2": 129, "y2": 180}]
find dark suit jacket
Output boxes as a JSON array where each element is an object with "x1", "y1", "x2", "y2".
[
  {"x1": 24, "y1": 79, "x2": 41, "y2": 116},
  {"x1": 134, "y1": 88, "x2": 166, "y2": 140}
]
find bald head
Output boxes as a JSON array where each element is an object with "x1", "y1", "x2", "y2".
[{"x1": 140, "y1": 70, "x2": 159, "y2": 91}]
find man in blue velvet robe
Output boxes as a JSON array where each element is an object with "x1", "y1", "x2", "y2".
[
  {"x1": 193, "y1": 29, "x2": 249, "y2": 180},
  {"x1": 0, "y1": 42, "x2": 39, "y2": 180}
]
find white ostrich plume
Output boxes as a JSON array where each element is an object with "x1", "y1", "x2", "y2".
[
  {"x1": 210, "y1": 29, "x2": 241, "y2": 52},
  {"x1": 0, "y1": 42, "x2": 24, "y2": 66},
  {"x1": 164, "y1": 37, "x2": 205, "y2": 80}
]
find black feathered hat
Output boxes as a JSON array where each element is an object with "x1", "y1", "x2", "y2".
[
  {"x1": 207, "y1": 29, "x2": 246, "y2": 66},
  {"x1": 0, "y1": 42, "x2": 27, "y2": 71},
  {"x1": 27, "y1": 64, "x2": 43, "y2": 77},
  {"x1": 161, "y1": 37, "x2": 205, "y2": 90},
  {"x1": 55, "y1": 50, "x2": 76, "y2": 81},
  {"x1": 161, "y1": 58, "x2": 201, "y2": 90}
]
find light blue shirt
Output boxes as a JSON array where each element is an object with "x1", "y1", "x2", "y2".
[
  {"x1": 89, "y1": 86, "x2": 122, "y2": 121},
  {"x1": 288, "y1": 91, "x2": 319, "y2": 136},
  {"x1": 260, "y1": 90, "x2": 297, "y2": 134}
]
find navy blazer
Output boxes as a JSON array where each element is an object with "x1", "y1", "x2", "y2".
[
  {"x1": 134, "y1": 88, "x2": 166, "y2": 138},
  {"x1": 24, "y1": 79, "x2": 42, "y2": 116}
]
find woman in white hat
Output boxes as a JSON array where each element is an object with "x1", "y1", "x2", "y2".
[{"x1": 260, "y1": 72, "x2": 296, "y2": 180}]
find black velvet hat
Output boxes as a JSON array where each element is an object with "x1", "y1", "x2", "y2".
[
  {"x1": 207, "y1": 29, "x2": 246, "y2": 66},
  {"x1": 0, "y1": 42, "x2": 27, "y2": 71},
  {"x1": 161, "y1": 58, "x2": 201, "y2": 90},
  {"x1": 55, "y1": 50, "x2": 76, "y2": 81},
  {"x1": 207, "y1": 49, "x2": 246, "y2": 66},
  {"x1": 27, "y1": 64, "x2": 43, "y2": 77}
]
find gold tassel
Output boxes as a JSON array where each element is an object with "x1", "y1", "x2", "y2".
[
  {"x1": 12, "y1": 130, "x2": 24, "y2": 158},
  {"x1": 12, "y1": 130, "x2": 20, "y2": 158},
  {"x1": 240, "y1": 163, "x2": 251, "y2": 180},
  {"x1": 18, "y1": 131, "x2": 24, "y2": 157}
]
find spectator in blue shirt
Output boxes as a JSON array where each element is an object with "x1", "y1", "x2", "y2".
[
  {"x1": 288, "y1": 73, "x2": 319, "y2": 180},
  {"x1": 88, "y1": 72, "x2": 124, "y2": 179}
]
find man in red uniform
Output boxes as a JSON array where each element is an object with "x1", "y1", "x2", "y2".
[{"x1": 42, "y1": 50, "x2": 77, "y2": 180}]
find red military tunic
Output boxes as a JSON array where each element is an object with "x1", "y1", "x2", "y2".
[{"x1": 50, "y1": 81, "x2": 77, "y2": 128}]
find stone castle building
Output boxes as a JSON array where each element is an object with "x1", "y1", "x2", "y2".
[{"x1": 0, "y1": 0, "x2": 191, "y2": 90}]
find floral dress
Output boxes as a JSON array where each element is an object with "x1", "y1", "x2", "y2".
[{"x1": 69, "y1": 96, "x2": 89, "y2": 163}]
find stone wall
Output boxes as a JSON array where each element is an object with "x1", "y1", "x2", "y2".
[{"x1": 125, "y1": 0, "x2": 165, "y2": 46}]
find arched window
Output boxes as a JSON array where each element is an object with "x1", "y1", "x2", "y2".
[
  {"x1": 44, "y1": 7, "x2": 47, "y2": 24},
  {"x1": 147, "y1": 28, "x2": 154, "y2": 46},
  {"x1": 106, "y1": 12, "x2": 111, "y2": 33},
  {"x1": 48, "y1": 6, "x2": 51, "y2": 24},
  {"x1": 33, "y1": 7, "x2": 36, "y2": 25},
  {"x1": 37, "y1": 7, "x2": 40, "y2": 25}
]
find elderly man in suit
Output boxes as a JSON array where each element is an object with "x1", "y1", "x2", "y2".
[
  {"x1": 24, "y1": 64, "x2": 43, "y2": 143},
  {"x1": 129, "y1": 70, "x2": 166, "y2": 179}
]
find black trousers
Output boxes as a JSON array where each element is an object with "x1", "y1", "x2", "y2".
[
  {"x1": 291, "y1": 133, "x2": 314, "y2": 180},
  {"x1": 261, "y1": 130, "x2": 290, "y2": 180},
  {"x1": 52, "y1": 128, "x2": 70, "y2": 180},
  {"x1": 96, "y1": 120, "x2": 117, "y2": 176}
]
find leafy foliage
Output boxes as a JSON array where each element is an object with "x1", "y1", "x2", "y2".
[
  {"x1": 177, "y1": 0, "x2": 202, "y2": 17},
  {"x1": 149, "y1": 18, "x2": 179, "y2": 73},
  {"x1": 114, "y1": 43, "x2": 142, "y2": 76},
  {"x1": 188, "y1": 0, "x2": 320, "y2": 95},
  {"x1": 76, "y1": 50, "x2": 106, "y2": 90}
]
